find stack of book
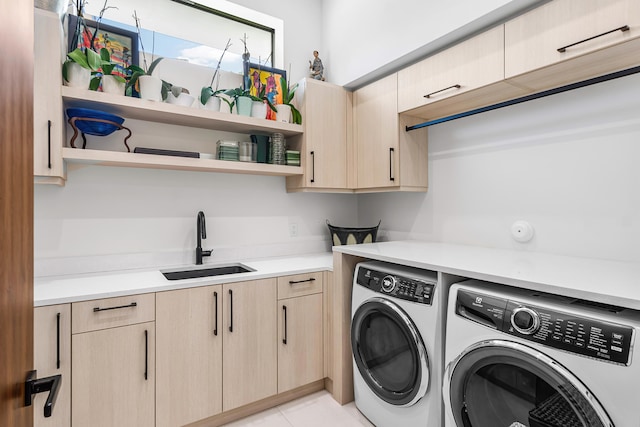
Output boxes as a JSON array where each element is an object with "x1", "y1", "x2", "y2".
[
  {"x1": 285, "y1": 150, "x2": 300, "y2": 166},
  {"x1": 216, "y1": 140, "x2": 239, "y2": 161}
]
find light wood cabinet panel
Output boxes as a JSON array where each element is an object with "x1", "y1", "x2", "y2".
[
  {"x1": 34, "y1": 305, "x2": 70, "y2": 427},
  {"x1": 505, "y1": 0, "x2": 640, "y2": 90},
  {"x1": 33, "y1": 9, "x2": 65, "y2": 185},
  {"x1": 278, "y1": 293, "x2": 323, "y2": 393},
  {"x1": 323, "y1": 271, "x2": 333, "y2": 381},
  {"x1": 277, "y1": 272, "x2": 323, "y2": 299},
  {"x1": 222, "y1": 279, "x2": 277, "y2": 411},
  {"x1": 72, "y1": 322, "x2": 155, "y2": 427},
  {"x1": 286, "y1": 78, "x2": 351, "y2": 192},
  {"x1": 156, "y1": 285, "x2": 222, "y2": 427},
  {"x1": 72, "y1": 293, "x2": 155, "y2": 334}
]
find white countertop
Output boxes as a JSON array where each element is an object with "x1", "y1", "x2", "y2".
[
  {"x1": 333, "y1": 240, "x2": 640, "y2": 310},
  {"x1": 34, "y1": 253, "x2": 333, "y2": 306}
]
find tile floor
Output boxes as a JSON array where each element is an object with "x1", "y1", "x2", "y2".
[{"x1": 223, "y1": 391, "x2": 374, "y2": 427}]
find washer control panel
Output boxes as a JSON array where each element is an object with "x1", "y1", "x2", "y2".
[
  {"x1": 456, "y1": 289, "x2": 634, "y2": 365},
  {"x1": 356, "y1": 266, "x2": 435, "y2": 305}
]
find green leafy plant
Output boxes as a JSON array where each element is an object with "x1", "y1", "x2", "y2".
[
  {"x1": 279, "y1": 76, "x2": 302, "y2": 124},
  {"x1": 201, "y1": 38, "x2": 232, "y2": 106},
  {"x1": 62, "y1": 47, "x2": 103, "y2": 83},
  {"x1": 89, "y1": 48, "x2": 126, "y2": 90},
  {"x1": 125, "y1": 57, "x2": 164, "y2": 97},
  {"x1": 249, "y1": 83, "x2": 277, "y2": 112}
]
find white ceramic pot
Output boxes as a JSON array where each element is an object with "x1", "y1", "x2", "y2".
[
  {"x1": 64, "y1": 62, "x2": 91, "y2": 89},
  {"x1": 276, "y1": 104, "x2": 292, "y2": 123},
  {"x1": 218, "y1": 94, "x2": 234, "y2": 113},
  {"x1": 166, "y1": 92, "x2": 195, "y2": 107},
  {"x1": 139, "y1": 75, "x2": 162, "y2": 101},
  {"x1": 202, "y1": 96, "x2": 221, "y2": 112},
  {"x1": 251, "y1": 101, "x2": 268, "y2": 119},
  {"x1": 101, "y1": 75, "x2": 125, "y2": 95}
]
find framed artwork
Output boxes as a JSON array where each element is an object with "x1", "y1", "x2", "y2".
[
  {"x1": 245, "y1": 62, "x2": 286, "y2": 120},
  {"x1": 68, "y1": 15, "x2": 139, "y2": 79}
]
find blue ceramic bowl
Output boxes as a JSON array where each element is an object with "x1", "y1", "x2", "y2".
[{"x1": 66, "y1": 108, "x2": 125, "y2": 136}]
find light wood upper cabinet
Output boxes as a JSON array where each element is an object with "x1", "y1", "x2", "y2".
[
  {"x1": 156, "y1": 285, "x2": 223, "y2": 427},
  {"x1": 505, "y1": 0, "x2": 640, "y2": 90},
  {"x1": 286, "y1": 78, "x2": 351, "y2": 192},
  {"x1": 34, "y1": 305, "x2": 71, "y2": 427},
  {"x1": 34, "y1": 9, "x2": 65, "y2": 185},
  {"x1": 222, "y1": 278, "x2": 277, "y2": 411},
  {"x1": 354, "y1": 73, "x2": 428, "y2": 192}
]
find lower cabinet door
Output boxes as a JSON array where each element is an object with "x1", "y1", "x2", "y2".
[
  {"x1": 278, "y1": 293, "x2": 324, "y2": 393},
  {"x1": 156, "y1": 285, "x2": 223, "y2": 427},
  {"x1": 72, "y1": 322, "x2": 155, "y2": 427}
]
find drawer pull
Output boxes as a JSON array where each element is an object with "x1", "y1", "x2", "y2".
[
  {"x1": 289, "y1": 278, "x2": 316, "y2": 285},
  {"x1": 92, "y1": 302, "x2": 137, "y2": 312},
  {"x1": 424, "y1": 84, "x2": 461, "y2": 98},
  {"x1": 557, "y1": 25, "x2": 629, "y2": 53}
]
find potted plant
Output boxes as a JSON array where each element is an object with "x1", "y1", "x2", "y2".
[
  {"x1": 166, "y1": 86, "x2": 195, "y2": 107},
  {"x1": 92, "y1": 48, "x2": 126, "y2": 95},
  {"x1": 249, "y1": 84, "x2": 277, "y2": 119},
  {"x1": 277, "y1": 76, "x2": 302, "y2": 124},
  {"x1": 201, "y1": 39, "x2": 231, "y2": 112},
  {"x1": 62, "y1": 47, "x2": 103, "y2": 88},
  {"x1": 223, "y1": 87, "x2": 253, "y2": 116}
]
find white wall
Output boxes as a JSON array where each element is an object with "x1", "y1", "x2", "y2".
[{"x1": 358, "y1": 73, "x2": 640, "y2": 262}]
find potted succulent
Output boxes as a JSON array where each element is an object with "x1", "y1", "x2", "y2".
[
  {"x1": 62, "y1": 47, "x2": 103, "y2": 89},
  {"x1": 277, "y1": 76, "x2": 302, "y2": 124}
]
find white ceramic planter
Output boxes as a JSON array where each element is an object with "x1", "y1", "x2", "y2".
[
  {"x1": 217, "y1": 94, "x2": 234, "y2": 113},
  {"x1": 236, "y1": 96, "x2": 253, "y2": 116},
  {"x1": 101, "y1": 75, "x2": 125, "y2": 95},
  {"x1": 139, "y1": 75, "x2": 162, "y2": 101},
  {"x1": 251, "y1": 101, "x2": 268, "y2": 119},
  {"x1": 202, "y1": 96, "x2": 221, "y2": 112},
  {"x1": 166, "y1": 92, "x2": 195, "y2": 107},
  {"x1": 276, "y1": 104, "x2": 292, "y2": 123},
  {"x1": 64, "y1": 62, "x2": 91, "y2": 89}
]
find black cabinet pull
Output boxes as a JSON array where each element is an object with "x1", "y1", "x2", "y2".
[
  {"x1": 47, "y1": 120, "x2": 52, "y2": 169},
  {"x1": 289, "y1": 278, "x2": 315, "y2": 285},
  {"x1": 56, "y1": 312, "x2": 60, "y2": 370},
  {"x1": 282, "y1": 305, "x2": 288, "y2": 345},
  {"x1": 424, "y1": 84, "x2": 461, "y2": 98},
  {"x1": 310, "y1": 151, "x2": 315, "y2": 183},
  {"x1": 228, "y1": 289, "x2": 233, "y2": 333},
  {"x1": 389, "y1": 148, "x2": 395, "y2": 182},
  {"x1": 144, "y1": 330, "x2": 148, "y2": 380},
  {"x1": 213, "y1": 291, "x2": 218, "y2": 336},
  {"x1": 93, "y1": 302, "x2": 137, "y2": 312},
  {"x1": 557, "y1": 25, "x2": 629, "y2": 53}
]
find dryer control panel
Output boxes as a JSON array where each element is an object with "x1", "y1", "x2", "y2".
[
  {"x1": 456, "y1": 289, "x2": 634, "y2": 365},
  {"x1": 356, "y1": 266, "x2": 436, "y2": 305}
]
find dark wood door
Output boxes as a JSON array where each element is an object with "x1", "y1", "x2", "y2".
[{"x1": 0, "y1": 0, "x2": 34, "y2": 425}]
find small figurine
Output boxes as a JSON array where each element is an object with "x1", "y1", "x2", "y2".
[{"x1": 309, "y1": 50, "x2": 324, "y2": 81}]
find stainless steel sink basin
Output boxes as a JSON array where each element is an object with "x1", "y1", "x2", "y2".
[{"x1": 162, "y1": 263, "x2": 254, "y2": 280}]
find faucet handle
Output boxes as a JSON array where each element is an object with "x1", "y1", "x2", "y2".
[{"x1": 202, "y1": 249, "x2": 213, "y2": 257}]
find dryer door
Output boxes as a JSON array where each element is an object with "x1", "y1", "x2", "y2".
[
  {"x1": 351, "y1": 297, "x2": 429, "y2": 407},
  {"x1": 444, "y1": 340, "x2": 613, "y2": 427}
]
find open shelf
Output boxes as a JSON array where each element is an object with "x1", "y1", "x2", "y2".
[
  {"x1": 61, "y1": 86, "x2": 304, "y2": 137},
  {"x1": 62, "y1": 147, "x2": 303, "y2": 177}
]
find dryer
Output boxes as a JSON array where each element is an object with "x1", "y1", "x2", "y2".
[
  {"x1": 444, "y1": 280, "x2": 640, "y2": 427},
  {"x1": 351, "y1": 261, "x2": 442, "y2": 427}
]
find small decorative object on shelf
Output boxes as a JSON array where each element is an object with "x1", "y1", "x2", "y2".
[
  {"x1": 309, "y1": 50, "x2": 324, "y2": 81},
  {"x1": 326, "y1": 220, "x2": 381, "y2": 246},
  {"x1": 66, "y1": 108, "x2": 132, "y2": 152}
]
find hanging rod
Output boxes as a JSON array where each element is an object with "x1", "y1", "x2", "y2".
[{"x1": 405, "y1": 65, "x2": 640, "y2": 131}]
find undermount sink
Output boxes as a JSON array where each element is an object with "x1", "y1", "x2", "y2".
[{"x1": 162, "y1": 263, "x2": 254, "y2": 281}]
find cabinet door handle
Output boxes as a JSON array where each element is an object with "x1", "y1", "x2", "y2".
[
  {"x1": 389, "y1": 148, "x2": 395, "y2": 182},
  {"x1": 424, "y1": 84, "x2": 461, "y2": 98},
  {"x1": 56, "y1": 312, "x2": 60, "y2": 370},
  {"x1": 213, "y1": 291, "x2": 218, "y2": 336},
  {"x1": 282, "y1": 305, "x2": 288, "y2": 345},
  {"x1": 93, "y1": 302, "x2": 137, "y2": 312},
  {"x1": 289, "y1": 278, "x2": 315, "y2": 285},
  {"x1": 47, "y1": 120, "x2": 52, "y2": 169},
  {"x1": 310, "y1": 151, "x2": 315, "y2": 183},
  {"x1": 144, "y1": 329, "x2": 148, "y2": 380},
  {"x1": 228, "y1": 289, "x2": 233, "y2": 333},
  {"x1": 557, "y1": 25, "x2": 629, "y2": 53}
]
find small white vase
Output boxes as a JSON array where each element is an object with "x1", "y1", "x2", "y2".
[
  {"x1": 139, "y1": 75, "x2": 162, "y2": 101},
  {"x1": 251, "y1": 101, "x2": 268, "y2": 119},
  {"x1": 202, "y1": 96, "x2": 221, "y2": 112},
  {"x1": 276, "y1": 104, "x2": 292, "y2": 123},
  {"x1": 101, "y1": 75, "x2": 125, "y2": 95},
  {"x1": 64, "y1": 62, "x2": 91, "y2": 89},
  {"x1": 236, "y1": 96, "x2": 253, "y2": 117}
]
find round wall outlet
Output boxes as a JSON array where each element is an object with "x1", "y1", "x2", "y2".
[{"x1": 511, "y1": 220, "x2": 534, "y2": 243}]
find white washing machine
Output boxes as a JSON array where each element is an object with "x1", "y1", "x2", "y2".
[
  {"x1": 444, "y1": 280, "x2": 640, "y2": 427},
  {"x1": 351, "y1": 261, "x2": 442, "y2": 427}
]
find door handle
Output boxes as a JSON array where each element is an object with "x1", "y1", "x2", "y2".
[
  {"x1": 47, "y1": 120, "x2": 52, "y2": 169},
  {"x1": 144, "y1": 330, "x2": 148, "y2": 380},
  {"x1": 56, "y1": 312, "x2": 60, "y2": 369},
  {"x1": 424, "y1": 84, "x2": 461, "y2": 98},
  {"x1": 25, "y1": 370, "x2": 61, "y2": 418},
  {"x1": 213, "y1": 291, "x2": 218, "y2": 336},
  {"x1": 389, "y1": 148, "x2": 395, "y2": 182},
  {"x1": 282, "y1": 305, "x2": 288, "y2": 345},
  {"x1": 310, "y1": 151, "x2": 315, "y2": 183},
  {"x1": 229, "y1": 289, "x2": 233, "y2": 333},
  {"x1": 557, "y1": 25, "x2": 629, "y2": 53}
]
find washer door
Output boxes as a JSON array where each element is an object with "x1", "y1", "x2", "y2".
[
  {"x1": 444, "y1": 340, "x2": 613, "y2": 427},
  {"x1": 351, "y1": 297, "x2": 429, "y2": 407}
]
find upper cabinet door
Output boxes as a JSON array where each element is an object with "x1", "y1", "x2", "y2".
[
  {"x1": 397, "y1": 25, "x2": 506, "y2": 114},
  {"x1": 505, "y1": 0, "x2": 640, "y2": 87}
]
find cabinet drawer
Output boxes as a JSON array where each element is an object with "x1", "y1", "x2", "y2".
[
  {"x1": 278, "y1": 272, "x2": 323, "y2": 299},
  {"x1": 72, "y1": 293, "x2": 155, "y2": 334}
]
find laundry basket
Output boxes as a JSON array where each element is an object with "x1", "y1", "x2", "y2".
[{"x1": 326, "y1": 220, "x2": 381, "y2": 246}]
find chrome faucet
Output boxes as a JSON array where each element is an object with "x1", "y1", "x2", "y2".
[{"x1": 196, "y1": 211, "x2": 212, "y2": 265}]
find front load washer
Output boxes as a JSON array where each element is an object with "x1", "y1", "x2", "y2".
[
  {"x1": 351, "y1": 261, "x2": 441, "y2": 427},
  {"x1": 444, "y1": 280, "x2": 640, "y2": 427}
]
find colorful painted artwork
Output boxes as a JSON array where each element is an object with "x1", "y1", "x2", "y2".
[{"x1": 246, "y1": 64, "x2": 286, "y2": 121}]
